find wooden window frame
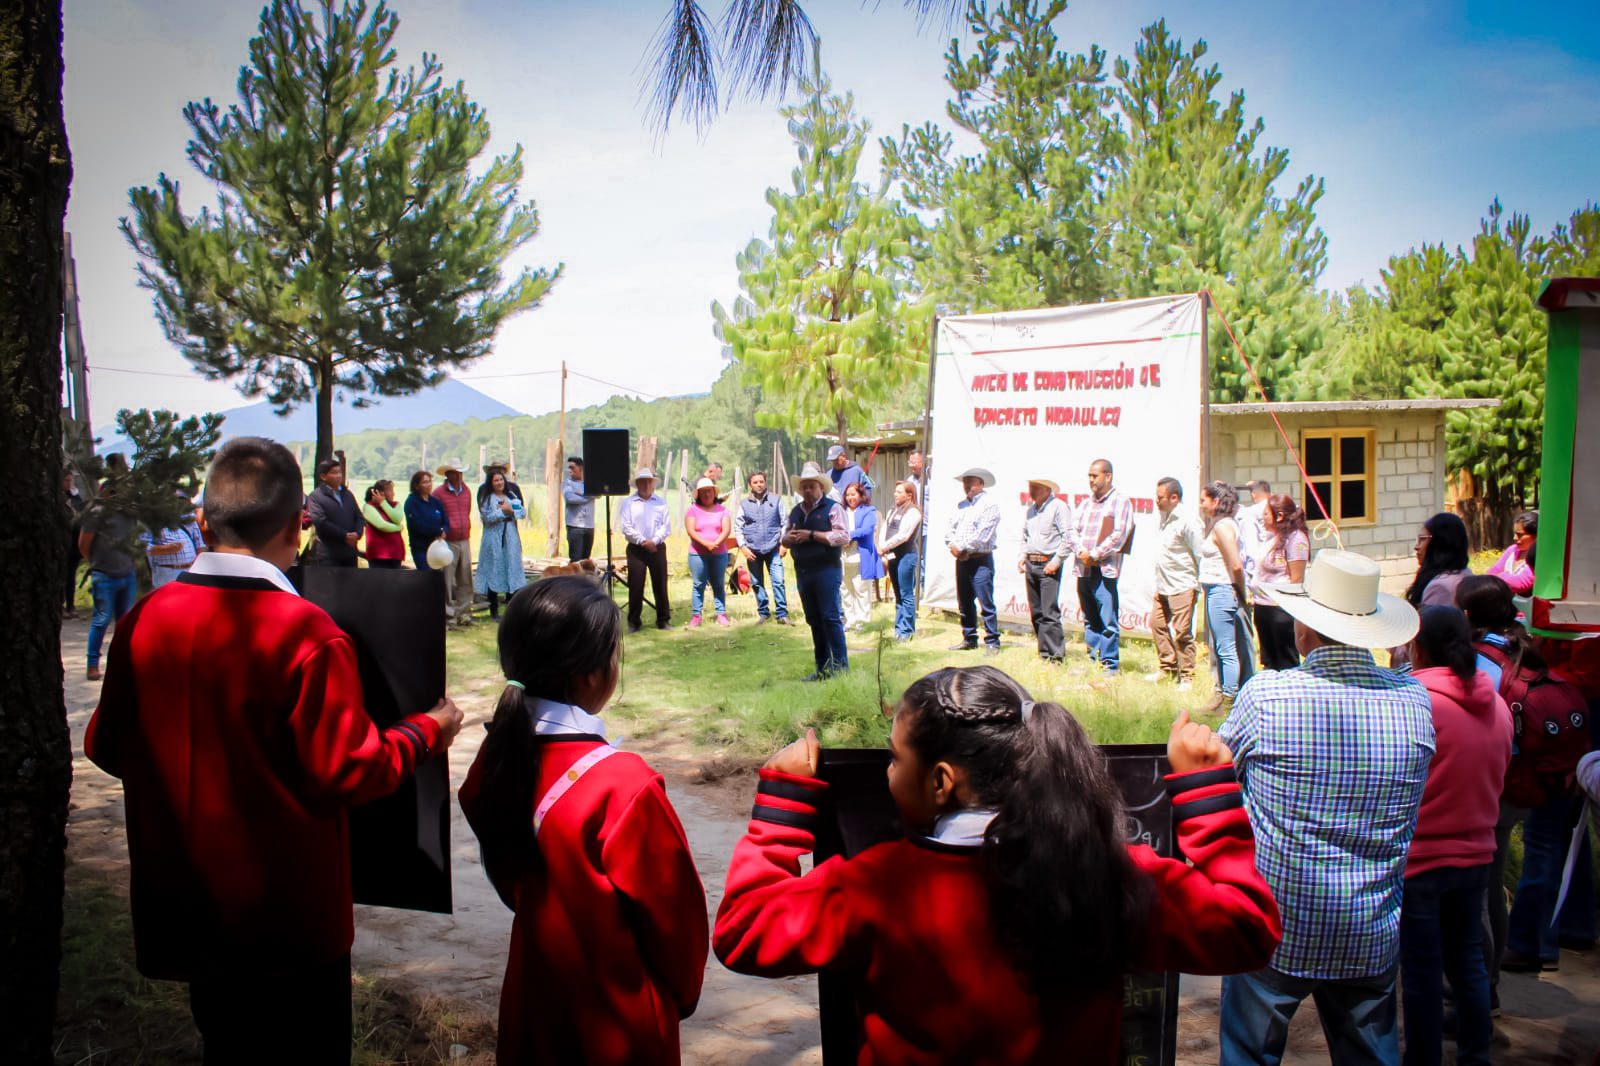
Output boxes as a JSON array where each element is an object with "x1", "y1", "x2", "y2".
[{"x1": 1299, "y1": 427, "x2": 1377, "y2": 527}]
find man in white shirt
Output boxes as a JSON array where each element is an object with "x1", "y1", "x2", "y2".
[
  {"x1": 1148, "y1": 477, "x2": 1205, "y2": 687},
  {"x1": 619, "y1": 468, "x2": 672, "y2": 632},
  {"x1": 1238, "y1": 480, "x2": 1271, "y2": 582},
  {"x1": 946, "y1": 467, "x2": 1003, "y2": 652}
]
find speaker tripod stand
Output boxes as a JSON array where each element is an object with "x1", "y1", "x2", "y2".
[{"x1": 599, "y1": 494, "x2": 624, "y2": 595}]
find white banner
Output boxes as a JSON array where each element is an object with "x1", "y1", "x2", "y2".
[{"x1": 923, "y1": 294, "x2": 1207, "y2": 633}]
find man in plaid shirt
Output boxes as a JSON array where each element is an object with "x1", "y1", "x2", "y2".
[
  {"x1": 1216, "y1": 549, "x2": 1434, "y2": 1065},
  {"x1": 1071, "y1": 458, "x2": 1133, "y2": 673}
]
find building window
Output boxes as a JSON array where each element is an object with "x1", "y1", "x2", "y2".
[{"x1": 1301, "y1": 428, "x2": 1375, "y2": 525}]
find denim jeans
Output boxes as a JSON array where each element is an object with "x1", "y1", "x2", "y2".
[
  {"x1": 795, "y1": 564, "x2": 848, "y2": 673},
  {"x1": 1204, "y1": 582, "x2": 1256, "y2": 697},
  {"x1": 890, "y1": 551, "x2": 918, "y2": 638},
  {"x1": 747, "y1": 548, "x2": 787, "y2": 620},
  {"x1": 88, "y1": 569, "x2": 139, "y2": 667},
  {"x1": 687, "y1": 551, "x2": 728, "y2": 618},
  {"x1": 1508, "y1": 794, "x2": 1594, "y2": 962},
  {"x1": 1077, "y1": 567, "x2": 1120, "y2": 671},
  {"x1": 1401, "y1": 864, "x2": 1491, "y2": 1066},
  {"x1": 565, "y1": 525, "x2": 593, "y2": 561},
  {"x1": 1221, "y1": 965, "x2": 1399, "y2": 1066},
  {"x1": 956, "y1": 553, "x2": 999, "y2": 648}
]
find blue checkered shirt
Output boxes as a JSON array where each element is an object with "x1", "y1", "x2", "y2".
[{"x1": 1217, "y1": 644, "x2": 1435, "y2": 979}]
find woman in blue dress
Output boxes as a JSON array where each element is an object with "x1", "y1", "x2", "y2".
[{"x1": 475, "y1": 470, "x2": 527, "y2": 618}]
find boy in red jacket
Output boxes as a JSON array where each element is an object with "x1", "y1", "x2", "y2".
[{"x1": 86, "y1": 437, "x2": 463, "y2": 1063}]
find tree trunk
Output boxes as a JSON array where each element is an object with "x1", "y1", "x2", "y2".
[
  {"x1": 315, "y1": 357, "x2": 334, "y2": 464},
  {"x1": 0, "y1": 1, "x2": 74, "y2": 1061}
]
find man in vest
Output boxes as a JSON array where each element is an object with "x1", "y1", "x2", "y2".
[
  {"x1": 434, "y1": 459, "x2": 475, "y2": 627},
  {"x1": 784, "y1": 462, "x2": 850, "y2": 680}
]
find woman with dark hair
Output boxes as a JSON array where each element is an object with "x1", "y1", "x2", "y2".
[
  {"x1": 1407, "y1": 512, "x2": 1472, "y2": 608},
  {"x1": 1252, "y1": 494, "x2": 1310, "y2": 670},
  {"x1": 715, "y1": 665, "x2": 1281, "y2": 1062},
  {"x1": 403, "y1": 469, "x2": 448, "y2": 571},
  {"x1": 459, "y1": 577, "x2": 707, "y2": 1063},
  {"x1": 1198, "y1": 481, "x2": 1255, "y2": 708},
  {"x1": 877, "y1": 480, "x2": 922, "y2": 641},
  {"x1": 361, "y1": 480, "x2": 405, "y2": 569},
  {"x1": 841, "y1": 481, "x2": 882, "y2": 631},
  {"x1": 1399, "y1": 605, "x2": 1511, "y2": 1066},
  {"x1": 475, "y1": 470, "x2": 527, "y2": 619},
  {"x1": 1486, "y1": 510, "x2": 1537, "y2": 596}
]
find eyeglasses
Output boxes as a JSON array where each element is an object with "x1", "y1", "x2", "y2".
[{"x1": 1415, "y1": 533, "x2": 1432, "y2": 544}]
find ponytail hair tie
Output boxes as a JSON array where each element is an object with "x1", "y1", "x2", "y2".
[
  {"x1": 505, "y1": 679, "x2": 525, "y2": 691},
  {"x1": 1019, "y1": 699, "x2": 1035, "y2": 723}
]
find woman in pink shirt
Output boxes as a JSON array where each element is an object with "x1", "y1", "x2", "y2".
[
  {"x1": 685, "y1": 477, "x2": 732, "y2": 628},
  {"x1": 1400, "y1": 604, "x2": 1512, "y2": 1066},
  {"x1": 1485, "y1": 510, "x2": 1537, "y2": 596},
  {"x1": 1251, "y1": 494, "x2": 1310, "y2": 670}
]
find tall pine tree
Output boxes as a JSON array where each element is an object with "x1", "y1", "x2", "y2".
[
  {"x1": 716, "y1": 47, "x2": 927, "y2": 444},
  {"x1": 122, "y1": 0, "x2": 559, "y2": 463},
  {"x1": 1098, "y1": 20, "x2": 1328, "y2": 401}
]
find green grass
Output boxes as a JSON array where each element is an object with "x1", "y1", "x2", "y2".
[{"x1": 446, "y1": 566, "x2": 1217, "y2": 762}]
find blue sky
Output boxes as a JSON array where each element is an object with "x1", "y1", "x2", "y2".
[{"x1": 64, "y1": 0, "x2": 1599, "y2": 424}]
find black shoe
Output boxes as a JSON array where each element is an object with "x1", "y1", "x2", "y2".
[
  {"x1": 656, "y1": 620, "x2": 671, "y2": 630},
  {"x1": 1041, "y1": 655, "x2": 1063, "y2": 664},
  {"x1": 1501, "y1": 951, "x2": 1558, "y2": 973},
  {"x1": 801, "y1": 671, "x2": 832, "y2": 683},
  {"x1": 1559, "y1": 934, "x2": 1597, "y2": 951},
  {"x1": 949, "y1": 642, "x2": 979, "y2": 651},
  {"x1": 628, "y1": 622, "x2": 642, "y2": 634}
]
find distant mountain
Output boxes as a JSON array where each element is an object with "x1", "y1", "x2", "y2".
[{"x1": 97, "y1": 378, "x2": 526, "y2": 454}]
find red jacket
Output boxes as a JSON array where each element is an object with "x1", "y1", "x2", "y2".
[
  {"x1": 1407, "y1": 667, "x2": 1513, "y2": 878},
  {"x1": 714, "y1": 766, "x2": 1281, "y2": 1066},
  {"x1": 458, "y1": 737, "x2": 708, "y2": 1065},
  {"x1": 84, "y1": 572, "x2": 441, "y2": 980},
  {"x1": 436, "y1": 480, "x2": 474, "y2": 542}
]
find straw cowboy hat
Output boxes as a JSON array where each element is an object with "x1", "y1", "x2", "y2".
[
  {"x1": 435, "y1": 457, "x2": 465, "y2": 476},
  {"x1": 1027, "y1": 477, "x2": 1060, "y2": 495},
  {"x1": 791, "y1": 461, "x2": 831, "y2": 494},
  {"x1": 632, "y1": 467, "x2": 658, "y2": 484},
  {"x1": 693, "y1": 477, "x2": 718, "y2": 497},
  {"x1": 1260, "y1": 549, "x2": 1420, "y2": 649},
  {"x1": 954, "y1": 467, "x2": 997, "y2": 488}
]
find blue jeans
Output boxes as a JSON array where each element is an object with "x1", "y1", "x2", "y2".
[
  {"x1": 956, "y1": 553, "x2": 999, "y2": 648},
  {"x1": 88, "y1": 569, "x2": 139, "y2": 667},
  {"x1": 795, "y1": 565, "x2": 848, "y2": 674},
  {"x1": 1204, "y1": 582, "x2": 1256, "y2": 697},
  {"x1": 687, "y1": 551, "x2": 728, "y2": 617},
  {"x1": 891, "y1": 551, "x2": 918, "y2": 638},
  {"x1": 1401, "y1": 864, "x2": 1490, "y2": 1066},
  {"x1": 1508, "y1": 794, "x2": 1594, "y2": 961},
  {"x1": 1077, "y1": 567, "x2": 1120, "y2": 671},
  {"x1": 1221, "y1": 965, "x2": 1399, "y2": 1066},
  {"x1": 747, "y1": 548, "x2": 787, "y2": 620}
]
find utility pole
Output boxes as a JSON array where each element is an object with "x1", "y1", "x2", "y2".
[
  {"x1": 60, "y1": 232, "x2": 90, "y2": 456},
  {"x1": 558, "y1": 360, "x2": 567, "y2": 449}
]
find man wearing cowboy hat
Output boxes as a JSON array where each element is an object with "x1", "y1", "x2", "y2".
[
  {"x1": 946, "y1": 467, "x2": 1003, "y2": 652},
  {"x1": 619, "y1": 468, "x2": 672, "y2": 632},
  {"x1": 434, "y1": 458, "x2": 475, "y2": 626},
  {"x1": 783, "y1": 461, "x2": 850, "y2": 680},
  {"x1": 1018, "y1": 477, "x2": 1072, "y2": 663},
  {"x1": 1214, "y1": 549, "x2": 1435, "y2": 1065}
]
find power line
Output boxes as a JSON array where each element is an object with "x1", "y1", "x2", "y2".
[{"x1": 87, "y1": 364, "x2": 205, "y2": 380}]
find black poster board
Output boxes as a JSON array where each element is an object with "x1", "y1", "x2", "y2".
[
  {"x1": 813, "y1": 743, "x2": 1179, "y2": 1066},
  {"x1": 291, "y1": 565, "x2": 453, "y2": 913}
]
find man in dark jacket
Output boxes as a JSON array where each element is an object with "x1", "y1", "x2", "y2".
[{"x1": 306, "y1": 459, "x2": 364, "y2": 567}]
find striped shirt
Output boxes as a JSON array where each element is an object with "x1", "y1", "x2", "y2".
[{"x1": 1217, "y1": 644, "x2": 1435, "y2": 979}]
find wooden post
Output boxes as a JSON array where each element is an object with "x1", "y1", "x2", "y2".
[
  {"x1": 637, "y1": 435, "x2": 657, "y2": 474},
  {"x1": 544, "y1": 438, "x2": 563, "y2": 557},
  {"x1": 478, "y1": 443, "x2": 487, "y2": 481},
  {"x1": 558, "y1": 360, "x2": 567, "y2": 452},
  {"x1": 508, "y1": 425, "x2": 516, "y2": 481},
  {"x1": 675, "y1": 449, "x2": 688, "y2": 525}
]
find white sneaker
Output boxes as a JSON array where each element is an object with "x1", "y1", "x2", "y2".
[
  {"x1": 1176, "y1": 679, "x2": 1193, "y2": 691},
  {"x1": 1141, "y1": 672, "x2": 1165, "y2": 683}
]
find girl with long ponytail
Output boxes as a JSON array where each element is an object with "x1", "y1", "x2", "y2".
[
  {"x1": 459, "y1": 576, "x2": 708, "y2": 1064},
  {"x1": 713, "y1": 665, "x2": 1283, "y2": 1063}
]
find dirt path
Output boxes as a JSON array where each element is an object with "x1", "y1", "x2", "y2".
[{"x1": 60, "y1": 617, "x2": 1600, "y2": 1063}]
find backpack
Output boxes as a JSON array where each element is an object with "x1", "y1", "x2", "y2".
[{"x1": 1475, "y1": 640, "x2": 1592, "y2": 807}]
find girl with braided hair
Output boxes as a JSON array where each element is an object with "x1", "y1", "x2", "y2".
[{"x1": 714, "y1": 665, "x2": 1282, "y2": 1064}]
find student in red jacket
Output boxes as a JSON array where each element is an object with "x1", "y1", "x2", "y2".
[
  {"x1": 85, "y1": 437, "x2": 465, "y2": 1064},
  {"x1": 714, "y1": 665, "x2": 1282, "y2": 1065},
  {"x1": 1401, "y1": 605, "x2": 1513, "y2": 1066},
  {"x1": 458, "y1": 577, "x2": 708, "y2": 1065}
]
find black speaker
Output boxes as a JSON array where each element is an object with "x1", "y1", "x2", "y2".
[{"x1": 581, "y1": 427, "x2": 632, "y2": 496}]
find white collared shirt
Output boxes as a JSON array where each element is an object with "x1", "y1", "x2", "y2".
[
  {"x1": 927, "y1": 807, "x2": 999, "y2": 847},
  {"x1": 527, "y1": 697, "x2": 613, "y2": 744},
  {"x1": 188, "y1": 550, "x2": 299, "y2": 596}
]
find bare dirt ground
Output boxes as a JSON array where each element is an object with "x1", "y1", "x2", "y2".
[{"x1": 61, "y1": 616, "x2": 1600, "y2": 1064}]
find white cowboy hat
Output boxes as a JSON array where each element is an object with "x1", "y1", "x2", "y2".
[
  {"x1": 1027, "y1": 477, "x2": 1060, "y2": 494},
  {"x1": 1260, "y1": 549, "x2": 1420, "y2": 649},
  {"x1": 632, "y1": 467, "x2": 658, "y2": 484},
  {"x1": 791, "y1": 461, "x2": 831, "y2": 494},
  {"x1": 693, "y1": 477, "x2": 717, "y2": 495},
  {"x1": 954, "y1": 467, "x2": 996, "y2": 488},
  {"x1": 435, "y1": 457, "x2": 465, "y2": 475}
]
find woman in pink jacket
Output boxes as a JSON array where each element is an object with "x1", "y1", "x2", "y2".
[
  {"x1": 1485, "y1": 509, "x2": 1537, "y2": 596},
  {"x1": 1400, "y1": 605, "x2": 1513, "y2": 1066}
]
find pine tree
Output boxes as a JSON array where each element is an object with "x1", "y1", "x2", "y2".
[
  {"x1": 1314, "y1": 244, "x2": 1457, "y2": 400},
  {"x1": 1098, "y1": 20, "x2": 1328, "y2": 401},
  {"x1": 716, "y1": 47, "x2": 927, "y2": 445},
  {"x1": 122, "y1": 0, "x2": 559, "y2": 463},
  {"x1": 883, "y1": 0, "x2": 1121, "y2": 311},
  {"x1": 88, "y1": 410, "x2": 225, "y2": 539}
]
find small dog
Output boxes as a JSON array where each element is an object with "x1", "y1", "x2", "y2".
[{"x1": 542, "y1": 558, "x2": 600, "y2": 580}]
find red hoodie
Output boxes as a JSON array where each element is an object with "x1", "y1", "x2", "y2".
[{"x1": 1407, "y1": 667, "x2": 1513, "y2": 878}]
